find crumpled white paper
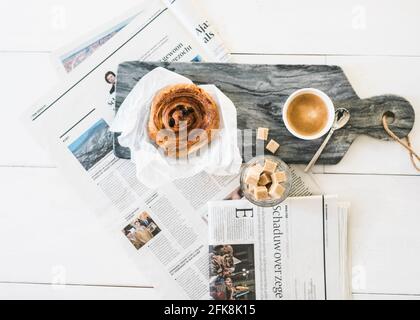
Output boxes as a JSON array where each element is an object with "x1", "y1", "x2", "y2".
[{"x1": 110, "y1": 67, "x2": 242, "y2": 189}]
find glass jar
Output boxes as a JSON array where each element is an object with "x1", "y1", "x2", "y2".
[{"x1": 239, "y1": 155, "x2": 292, "y2": 207}]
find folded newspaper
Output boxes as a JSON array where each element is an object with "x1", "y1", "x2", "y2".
[
  {"x1": 23, "y1": 0, "x2": 351, "y2": 300},
  {"x1": 208, "y1": 195, "x2": 350, "y2": 300}
]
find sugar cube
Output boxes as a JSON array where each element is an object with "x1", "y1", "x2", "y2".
[
  {"x1": 245, "y1": 171, "x2": 259, "y2": 185},
  {"x1": 246, "y1": 163, "x2": 264, "y2": 185},
  {"x1": 269, "y1": 183, "x2": 286, "y2": 199},
  {"x1": 257, "y1": 127, "x2": 269, "y2": 140},
  {"x1": 271, "y1": 171, "x2": 287, "y2": 184},
  {"x1": 253, "y1": 163, "x2": 264, "y2": 175},
  {"x1": 254, "y1": 186, "x2": 269, "y2": 200},
  {"x1": 263, "y1": 159, "x2": 278, "y2": 174},
  {"x1": 258, "y1": 173, "x2": 272, "y2": 186},
  {"x1": 266, "y1": 139, "x2": 280, "y2": 154}
]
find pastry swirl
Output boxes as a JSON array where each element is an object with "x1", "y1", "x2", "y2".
[{"x1": 148, "y1": 83, "x2": 220, "y2": 157}]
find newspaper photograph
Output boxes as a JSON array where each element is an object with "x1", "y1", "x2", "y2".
[
  {"x1": 208, "y1": 195, "x2": 350, "y2": 300},
  {"x1": 52, "y1": 8, "x2": 141, "y2": 76}
]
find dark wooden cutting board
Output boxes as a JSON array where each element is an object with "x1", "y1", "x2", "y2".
[{"x1": 113, "y1": 62, "x2": 415, "y2": 164}]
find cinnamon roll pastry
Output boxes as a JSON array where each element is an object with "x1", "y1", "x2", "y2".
[{"x1": 148, "y1": 83, "x2": 220, "y2": 157}]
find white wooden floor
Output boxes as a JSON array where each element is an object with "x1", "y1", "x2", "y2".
[{"x1": 1, "y1": 0, "x2": 419, "y2": 300}]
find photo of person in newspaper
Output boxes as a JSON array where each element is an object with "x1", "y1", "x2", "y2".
[
  {"x1": 105, "y1": 71, "x2": 116, "y2": 95},
  {"x1": 209, "y1": 244, "x2": 255, "y2": 300},
  {"x1": 123, "y1": 211, "x2": 161, "y2": 250},
  {"x1": 68, "y1": 119, "x2": 113, "y2": 171}
]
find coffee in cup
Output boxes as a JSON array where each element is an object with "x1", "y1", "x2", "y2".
[{"x1": 282, "y1": 88, "x2": 335, "y2": 140}]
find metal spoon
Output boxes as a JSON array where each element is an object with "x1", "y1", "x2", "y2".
[{"x1": 304, "y1": 108, "x2": 351, "y2": 173}]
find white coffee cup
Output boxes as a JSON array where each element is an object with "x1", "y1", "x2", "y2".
[{"x1": 282, "y1": 88, "x2": 335, "y2": 140}]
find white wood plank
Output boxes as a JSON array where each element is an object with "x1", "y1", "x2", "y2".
[
  {"x1": 3, "y1": 166, "x2": 420, "y2": 295},
  {"x1": 0, "y1": 167, "x2": 153, "y2": 287},
  {"x1": 353, "y1": 293, "x2": 420, "y2": 300},
  {"x1": 3, "y1": 286, "x2": 420, "y2": 300},
  {"x1": 5, "y1": 285, "x2": 420, "y2": 300},
  {"x1": 0, "y1": 0, "x2": 143, "y2": 52},
  {"x1": 0, "y1": 52, "x2": 57, "y2": 167},
  {"x1": 0, "y1": 283, "x2": 157, "y2": 300},
  {"x1": 324, "y1": 56, "x2": 420, "y2": 175},
  {"x1": 2, "y1": 0, "x2": 420, "y2": 56},
  {"x1": 204, "y1": 0, "x2": 420, "y2": 56},
  {"x1": 314, "y1": 173, "x2": 420, "y2": 295}
]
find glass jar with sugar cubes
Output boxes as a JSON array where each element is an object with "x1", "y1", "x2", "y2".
[{"x1": 239, "y1": 155, "x2": 292, "y2": 207}]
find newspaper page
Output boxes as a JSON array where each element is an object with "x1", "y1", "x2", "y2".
[
  {"x1": 22, "y1": 0, "x2": 234, "y2": 299},
  {"x1": 208, "y1": 195, "x2": 350, "y2": 300}
]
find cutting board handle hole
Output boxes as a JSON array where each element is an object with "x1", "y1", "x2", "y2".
[{"x1": 383, "y1": 111, "x2": 395, "y2": 125}]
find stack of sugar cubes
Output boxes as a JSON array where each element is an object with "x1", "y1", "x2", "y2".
[{"x1": 245, "y1": 158, "x2": 288, "y2": 201}]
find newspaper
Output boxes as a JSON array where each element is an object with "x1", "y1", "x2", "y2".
[
  {"x1": 23, "y1": 0, "x2": 235, "y2": 300},
  {"x1": 208, "y1": 195, "x2": 350, "y2": 300}
]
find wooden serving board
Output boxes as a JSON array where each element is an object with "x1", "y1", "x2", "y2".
[{"x1": 113, "y1": 62, "x2": 415, "y2": 164}]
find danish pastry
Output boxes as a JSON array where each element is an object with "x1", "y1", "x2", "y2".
[{"x1": 148, "y1": 83, "x2": 220, "y2": 157}]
